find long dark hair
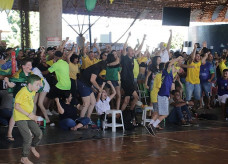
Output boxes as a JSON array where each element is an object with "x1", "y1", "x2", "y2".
[
  {"x1": 107, "y1": 50, "x2": 120, "y2": 68},
  {"x1": 150, "y1": 56, "x2": 161, "y2": 73},
  {"x1": 70, "y1": 54, "x2": 79, "y2": 63}
]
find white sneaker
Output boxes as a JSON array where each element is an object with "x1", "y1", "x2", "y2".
[
  {"x1": 46, "y1": 109, "x2": 53, "y2": 116},
  {"x1": 51, "y1": 110, "x2": 59, "y2": 115}
]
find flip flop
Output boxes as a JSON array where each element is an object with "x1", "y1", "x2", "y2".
[{"x1": 6, "y1": 136, "x2": 14, "y2": 142}]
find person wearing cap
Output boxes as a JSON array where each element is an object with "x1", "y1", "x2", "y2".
[{"x1": 46, "y1": 51, "x2": 71, "y2": 102}]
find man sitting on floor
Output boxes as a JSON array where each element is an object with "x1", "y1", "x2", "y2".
[{"x1": 167, "y1": 90, "x2": 194, "y2": 126}]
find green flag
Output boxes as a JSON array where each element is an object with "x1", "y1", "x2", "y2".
[{"x1": 85, "y1": 0, "x2": 97, "y2": 12}]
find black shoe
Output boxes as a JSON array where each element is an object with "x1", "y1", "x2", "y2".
[{"x1": 145, "y1": 124, "x2": 156, "y2": 136}]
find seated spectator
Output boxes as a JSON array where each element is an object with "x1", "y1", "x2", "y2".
[
  {"x1": 55, "y1": 91, "x2": 90, "y2": 131},
  {"x1": 167, "y1": 90, "x2": 194, "y2": 126},
  {"x1": 95, "y1": 81, "x2": 116, "y2": 120}
]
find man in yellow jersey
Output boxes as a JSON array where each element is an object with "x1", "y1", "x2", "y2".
[
  {"x1": 185, "y1": 43, "x2": 208, "y2": 107},
  {"x1": 81, "y1": 51, "x2": 99, "y2": 70}
]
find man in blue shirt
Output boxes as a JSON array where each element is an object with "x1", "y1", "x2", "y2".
[
  {"x1": 200, "y1": 60, "x2": 215, "y2": 109},
  {"x1": 217, "y1": 69, "x2": 228, "y2": 120},
  {"x1": 145, "y1": 56, "x2": 182, "y2": 136}
]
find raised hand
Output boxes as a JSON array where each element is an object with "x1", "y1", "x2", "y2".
[{"x1": 202, "y1": 41, "x2": 207, "y2": 48}]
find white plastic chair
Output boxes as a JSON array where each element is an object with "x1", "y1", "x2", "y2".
[
  {"x1": 142, "y1": 106, "x2": 153, "y2": 126},
  {"x1": 103, "y1": 110, "x2": 125, "y2": 132}
]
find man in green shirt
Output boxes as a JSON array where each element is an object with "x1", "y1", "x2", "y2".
[{"x1": 47, "y1": 51, "x2": 71, "y2": 99}]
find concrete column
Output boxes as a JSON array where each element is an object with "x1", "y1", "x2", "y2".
[{"x1": 39, "y1": 0, "x2": 62, "y2": 47}]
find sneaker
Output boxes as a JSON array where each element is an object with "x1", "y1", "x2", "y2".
[
  {"x1": 51, "y1": 110, "x2": 59, "y2": 115},
  {"x1": 145, "y1": 124, "x2": 156, "y2": 136},
  {"x1": 88, "y1": 120, "x2": 95, "y2": 125},
  {"x1": 46, "y1": 109, "x2": 53, "y2": 116}
]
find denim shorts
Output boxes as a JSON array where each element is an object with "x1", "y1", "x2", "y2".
[
  {"x1": 200, "y1": 82, "x2": 211, "y2": 97},
  {"x1": 185, "y1": 82, "x2": 201, "y2": 101},
  {"x1": 77, "y1": 80, "x2": 93, "y2": 97}
]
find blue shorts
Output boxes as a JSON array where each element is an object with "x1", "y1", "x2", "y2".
[
  {"x1": 96, "y1": 77, "x2": 106, "y2": 86},
  {"x1": 106, "y1": 80, "x2": 119, "y2": 88},
  {"x1": 77, "y1": 80, "x2": 93, "y2": 97},
  {"x1": 201, "y1": 82, "x2": 211, "y2": 97}
]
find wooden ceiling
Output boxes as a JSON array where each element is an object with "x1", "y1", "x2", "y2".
[{"x1": 12, "y1": 0, "x2": 228, "y2": 22}]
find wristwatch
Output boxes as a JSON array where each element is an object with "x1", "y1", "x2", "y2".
[{"x1": 186, "y1": 101, "x2": 189, "y2": 105}]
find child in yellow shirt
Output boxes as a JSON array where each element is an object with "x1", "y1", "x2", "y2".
[{"x1": 14, "y1": 74, "x2": 43, "y2": 164}]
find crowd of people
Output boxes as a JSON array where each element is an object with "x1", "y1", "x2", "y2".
[{"x1": 0, "y1": 30, "x2": 228, "y2": 162}]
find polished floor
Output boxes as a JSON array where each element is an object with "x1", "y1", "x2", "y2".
[{"x1": 0, "y1": 119, "x2": 228, "y2": 164}]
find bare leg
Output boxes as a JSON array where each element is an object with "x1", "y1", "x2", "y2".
[
  {"x1": 7, "y1": 116, "x2": 15, "y2": 141},
  {"x1": 121, "y1": 96, "x2": 130, "y2": 111},
  {"x1": 21, "y1": 157, "x2": 33, "y2": 164},
  {"x1": 31, "y1": 147, "x2": 40, "y2": 158},
  {"x1": 87, "y1": 92, "x2": 96, "y2": 118},
  {"x1": 38, "y1": 92, "x2": 50, "y2": 123},
  {"x1": 115, "y1": 86, "x2": 121, "y2": 110},
  {"x1": 71, "y1": 123, "x2": 83, "y2": 131},
  {"x1": 158, "y1": 115, "x2": 167, "y2": 122},
  {"x1": 130, "y1": 91, "x2": 139, "y2": 110},
  {"x1": 80, "y1": 96, "x2": 90, "y2": 117}
]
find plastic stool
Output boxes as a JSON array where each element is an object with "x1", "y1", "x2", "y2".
[
  {"x1": 103, "y1": 110, "x2": 125, "y2": 132},
  {"x1": 142, "y1": 106, "x2": 153, "y2": 126}
]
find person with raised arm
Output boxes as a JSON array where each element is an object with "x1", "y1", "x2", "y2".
[
  {"x1": 157, "y1": 29, "x2": 172, "y2": 63},
  {"x1": 145, "y1": 56, "x2": 183, "y2": 136},
  {"x1": 185, "y1": 43, "x2": 208, "y2": 110},
  {"x1": 120, "y1": 32, "x2": 139, "y2": 125}
]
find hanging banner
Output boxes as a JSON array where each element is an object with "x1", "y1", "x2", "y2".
[
  {"x1": 0, "y1": 0, "x2": 14, "y2": 11},
  {"x1": 46, "y1": 37, "x2": 61, "y2": 47},
  {"x1": 85, "y1": 0, "x2": 97, "y2": 12}
]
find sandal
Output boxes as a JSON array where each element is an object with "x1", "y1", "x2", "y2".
[{"x1": 6, "y1": 136, "x2": 14, "y2": 142}]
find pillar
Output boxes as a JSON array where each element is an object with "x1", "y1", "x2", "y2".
[{"x1": 39, "y1": 0, "x2": 62, "y2": 47}]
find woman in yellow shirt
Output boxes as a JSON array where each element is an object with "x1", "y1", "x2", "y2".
[{"x1": 67, "y1": 46, "x2": 80, "y2": 98}]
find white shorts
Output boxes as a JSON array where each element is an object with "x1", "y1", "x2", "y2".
[
  {"x1": 218, "y1": 94, "x2": 228, "y2": 104},
  {"x1": 43, "y1": 79, "x2": 50, "y2": 93},
  {"x1": 158, "y1": 95, "x2": 169, "y2": 116}
]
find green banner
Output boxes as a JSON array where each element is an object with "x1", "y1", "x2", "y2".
[{"x1": 85, "y1": 0, "x2": 97, "y2": 12}]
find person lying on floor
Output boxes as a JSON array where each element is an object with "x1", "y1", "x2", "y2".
[{"x1": 55, "y1": 91, "x2": 90, "y2": 131}]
